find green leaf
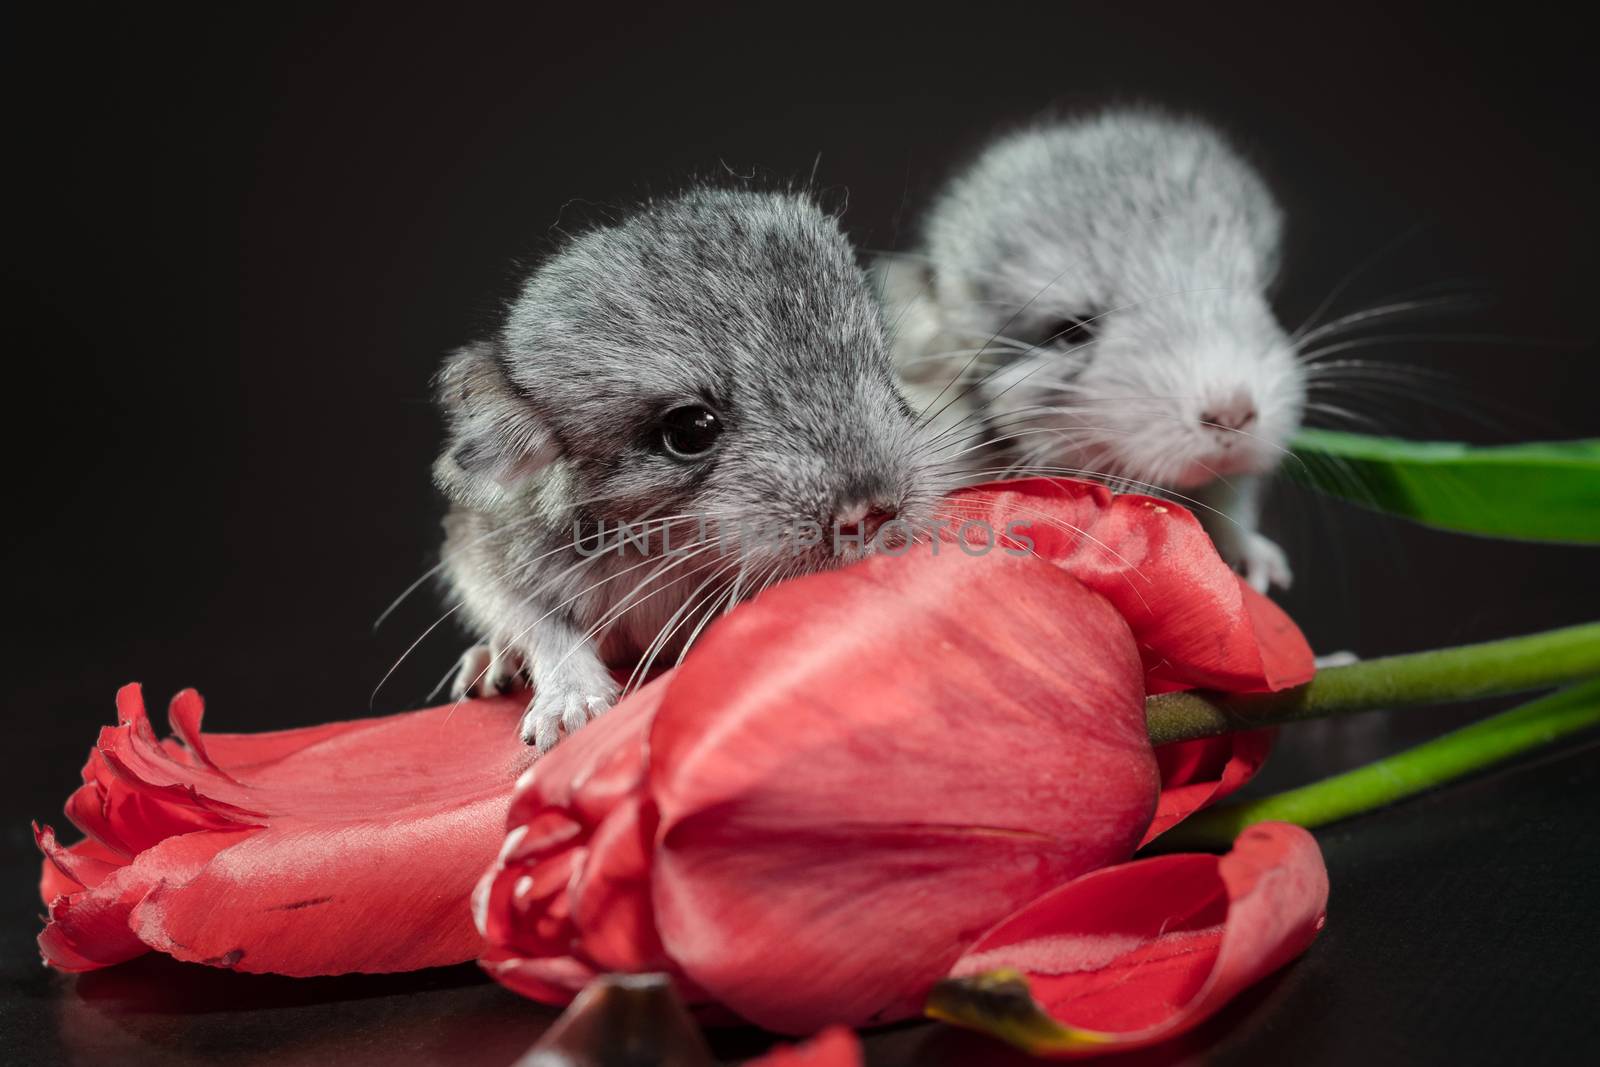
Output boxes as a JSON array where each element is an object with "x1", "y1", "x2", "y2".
[{"x1": 1288, "y1": 430, "x2": 1600, "y2": 544}]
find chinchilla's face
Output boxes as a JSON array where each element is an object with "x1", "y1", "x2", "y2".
[
  {"x1": 492, "y1": 189, "x2": 948, "y2": 569},
  {"x1": 918, "y1": 109, "x2": 1306, "y2": 490}
]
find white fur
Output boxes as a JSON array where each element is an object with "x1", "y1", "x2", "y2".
[{"x1": 880, "y1": 107, "x2": 1306, "y2": 591}]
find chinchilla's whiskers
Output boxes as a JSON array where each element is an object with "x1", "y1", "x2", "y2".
[
  {"x1": 928, "y1": 425, "x2": 1139, "y2": 476},
  {"x1": 370, "y1": 601, "x2": 466, "y2": 708},
  {"x1": 1298, "y1": 331, "x2": 1546, "y2": 364},
  {"x1": 1011, "y1": 385, "x2": 1301, "y2": 463},
  {"x1": 1295, "y1": 448, "x2": 1386, "y2": 510},
  {"x1": 1301, "y1": 363, "x2": 1500, "y2": 427},
  {"x1": 1308, "y1": 361, "x2": 1534, "y2": 438},
  {"x1": 914, "y1": 260, "x2": 1092, "y2": 427},
  {"x1": 923, "y1": 406, "x2": 1135, "y2": 456},
  {"x1": 1291, "y1": 225, "x2": 1428, "y2": 342},
  {"x1": 1305, "y1": 374, "x2": 1453, "y2": 405},
  {"x1": 661, "y1": 565, "x2": 745, "y2": 675},
  {"x1": 1190, "y1": 417, "x2": 1298, "y2": 463},
  {"x1": 454, "y1": 527, "x2": 720, "y2": 701},
  {"x1": 921, "y1": 415, "x2": 1098, "y2": 482},
  {"x1": 746, "y1": 554, "x2": 801, "y2": 606},
  {"x1": 558, "y1": 544, "x2": 729, "y2": 684},
  {"x1": 557, "y1": 525, "x2": 731, "y2": 639},
  {"x1": 563, "y1": 538, "x2": 720, "y2": 644},
  {"x1": 1186, "y1": 455, "x2": 1236, "y2": 492},
  {"x1": 489, "y1": 514, "x2": 715, "y2": 602},
  {"x1": 375, "y1": 561, "x2": 460, "y2": 633},
  {"x1": 920, "y1": 392, "x2": 1137, "y2": 451},
  {"x1": 895, "y1": 345, "x2": 1023, "y2": 372},
  {"x1": 930, "y1": 423, "x2": 1129, "y2": 464},
  {"x1": 897, "y1": 349, "x2": 1002, "y2": 369},
  {"x1": 643, "y1": 537, "x2": 833, "y2": 690},
  {"x1": 542, "y1": 512, "x2": 710, "y2": 563},
  {"x1": 1302, "y1": 399, "x2": 1383, "y2": 431},
  {"x1": 918, "y1": 284, "x2": 1246, "y2": 437},
  {"x1": 1025, "y1": 383, "x2": 1194, "y2": 401},
  {"x1": 936, "y1": 498, "x2": 1151, "y2": 600},
  {"x1": 480, "y1": 516, "x2": 711, "y2": 625},
  {"x1": 1301, "y1": 358, "x2": 1458, "y2": 383},
  {"x1": 375, "y1": 498, "x2": 702, "y2": 632},
  {"x1": 463, "y1": 542, "x2": 724, "y2": 709},
  {"x1": 939, "y1": 494, "x2": 1144, "y2": 570},
  {"x1": 1295, "y1": 293, "x2": 1487, "y2": 348},
  {"x1": 373, "y1": 511, "x2": 550, "y2": 631},
  {"x1": 930, "y1": 426, "x2": 1126, "y2": 478},
  {"x1": 931, "y1": 396, "x2": 1298, "y2": 470},
  {"x1": 674, "y1": 560, "x2": 757, "y2": 665},
  {"x1": 625, "y1": 558, "x2": 744, "y2": 695},
  {"x1": 919, "y1": 337, "x2": 1100, "y2": 444},
  {"x1": 1006, "y1": 431, "x2": 1122, "y2": 482},
  {"x1": 373, "y1": 529, "x2": 633, "y2": 703},
  {"x1": 426, "y1": 657, "x2": 463, "y2": 703},
  {"x1": 917, "y1": 368, "x2": 1157, "y2": 454}
]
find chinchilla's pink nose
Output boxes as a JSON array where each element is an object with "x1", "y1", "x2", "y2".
[
  {"x1": 1200, "y1": 390, "x2": 1258, "y2": 437},
  {"x1": 833, "y1": 501, "x2": 899, "y2": 547}
]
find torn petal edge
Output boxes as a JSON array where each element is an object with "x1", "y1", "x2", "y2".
[{"x1": 927, "y1": 823, "x2": 1328, "y2": 1057}]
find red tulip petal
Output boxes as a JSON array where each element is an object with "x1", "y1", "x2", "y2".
[
  {"x1": 36, "y1": 823, "x2": 122, "y2": 895},
  {"x1": 39, "y1": 829, "x2": 254, "y2": 972},
  {"x1": 942, "y1": 479, "x2": 1314, "y2": 694},
  {"x1": 930, "y1": 822, "x2": 1328, "y2": 1056},
  {"x1": 191, "y1": 717, "x2": 382, "y2": 773},
  {"x1": 1142, "y1": 730, "x2": 1275, "y2": 845},
  {"x1": 39, "y1": 685, "x2": 534, "y2": 974},
  {"x1": 648, "y1": 549, "x2": 1160, "y2": 1033},
  {"x1": 164, "y1": 688, "x2": 225, "y2": 774},
  {"x1": 748, "y1": 1028, "x2": 864, "y2": 1067},
  {"x1": 477, "y1": 674, "x2": 683, "y2": 1004},
  {"x1": 1236, "y1": 584, "x2": 1312, "y2": 693}
]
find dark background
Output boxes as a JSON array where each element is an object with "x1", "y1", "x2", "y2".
[{"x1": 4, "y1": 3, "x2": 1598, "y2": 1063}]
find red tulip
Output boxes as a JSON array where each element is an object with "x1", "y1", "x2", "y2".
[
  {"x1": 944, "y1": 478, "x2": 1307, "y2": 842},
  {"x1": 478, "y1": 549, "x2": 1160, "y2": 1031},
  {"x1": 36, "y1": 472, "x2": 1319, "y2": 1035},
  {"x1": 477, "y1": 522, "x2": 1324, "y2": 1037},
  {"x1": 940, "y1": 479, "x2": 1312, "y2": 694},
  {"x1": 1144, "y1": 729, "x2": 1276, "y2": 845},
  {"x1": 929, "y1": 822, "x2": 1329, "y2": 1056},
  {"x1": 37, "y1": 684, "x2": 532, "y2": 974}
]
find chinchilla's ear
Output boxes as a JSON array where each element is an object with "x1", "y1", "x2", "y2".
[
  {"x1": 433, "y1": 341, "x2": 559, "y2": 505},
  {"x1": 869, "y1": 255, "x2": 958, "y2": 386}
]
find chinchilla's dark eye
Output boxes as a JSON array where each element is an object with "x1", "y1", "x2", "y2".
[
  {"x1": 658, "y1": 405, "x2": 722, "y2": 459},
  {"x1": 1045, "y1": 315, "x2": 1097, "y2": 349}
]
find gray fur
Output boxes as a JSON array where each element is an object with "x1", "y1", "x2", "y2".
[
  {"x1": 436, "y1": 187, "x2": 945, "y2": 748},
  {"x1": 878, "y1": 106, "x2": 1305, "y2": 591}
]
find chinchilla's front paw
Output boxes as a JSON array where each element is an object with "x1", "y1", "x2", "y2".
[
  {"x1": 518, "y1": 658, "x2": 620, "y2": 751},
  {"x1": 449, "y1": 644, "x2": 527, "y2": 698},
  {"x1": 1214, "y1": 528, "x2": 1292, "y2": 593}
]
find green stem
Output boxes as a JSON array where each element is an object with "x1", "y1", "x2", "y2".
[
  {"x1": 1155, "y1": 678, "x2": 1600, "y2": 850},
  {"x1": 1145, "y1": 621, "x2": 1600, "y2": 746}
]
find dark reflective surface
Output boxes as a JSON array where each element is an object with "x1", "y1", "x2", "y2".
[{"x1": 5, "y1": 1, "x2": 1599, "y2": 1064}]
